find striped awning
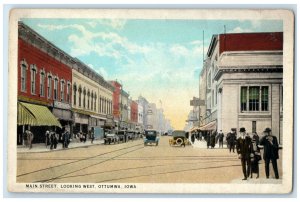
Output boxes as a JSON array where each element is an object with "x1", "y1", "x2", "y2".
[
  {"x1": 17, "y1": 102, "x2": 62, "y2": 128},
  {"x1": 199, "y1": 120, "x2": 217, "y2": 131}
]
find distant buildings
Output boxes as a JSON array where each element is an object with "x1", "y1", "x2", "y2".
[
  {"x1": 199, "y1": 32, "x2": 283, "y2": 143},
  {"x1": 17, "y1": 21, "x2": 174, "y2": 145}
]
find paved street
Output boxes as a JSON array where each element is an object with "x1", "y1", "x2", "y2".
[{"x1": 17, "y1": 136, "x2": 282, "y2": 184}]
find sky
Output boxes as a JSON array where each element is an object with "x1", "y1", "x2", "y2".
[{"x1": 22, "y1": 18, "x2": 283, "y2": 130}]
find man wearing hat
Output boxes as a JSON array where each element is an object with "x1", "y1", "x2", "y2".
[
  {"x1": 259, "y1": 128, "x2": 279, "y2": 179},
  {"x1": 236, "y1": 127, "x2": 253, "y2": 180}
]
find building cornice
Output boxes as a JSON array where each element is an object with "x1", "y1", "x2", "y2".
[
  {"x1": 19, "y1": 21, "x2": 114, "y2": 93},
  {"x1": 214, "y1": 65, "x2": 283, "y2": 81}
]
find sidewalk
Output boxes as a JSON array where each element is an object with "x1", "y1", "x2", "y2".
[{"x1": 17, "y1": 139, "x2": 104, "y2": 153}]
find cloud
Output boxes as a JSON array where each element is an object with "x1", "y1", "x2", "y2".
[
  {"x1": 86, "y1": 19, "x2": 127, "y2": 30},
  {"x1": 228, "y1": 26, "x2": 254, "y2": 33}
]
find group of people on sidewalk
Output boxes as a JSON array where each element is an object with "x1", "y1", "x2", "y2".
[
  {"x1": 204, "y1": 130, "x2": 225, "y2": 149},
  {"x1": 45, "y1": 128, "x2": 70, "y2": 150},
  {"x1": 234, "y1": 127, "x2": 280, "y2": 180}
]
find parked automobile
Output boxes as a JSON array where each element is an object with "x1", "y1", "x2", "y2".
[
  {"x1": 104, "y1": 133, "x2": 120, "y2": 145},
  {"x1": 117, "y1": 130, "x2": 127, "y2": 143},
  {"x1": 144, "y1": 130, "x2": 159, "y2": 146},
  {"x1": 169, "y1": 130, "x2": 189, "y2": 147}
]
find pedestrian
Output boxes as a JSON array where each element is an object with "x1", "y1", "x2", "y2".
[
  {"x1": 22, "y1": 131, "x2": 28, "y2": 147},
  {"x1": 45, "y1": 130, "x2": 50, "y2": 148},
  {"x1": 227, "y1": 129, "x2": 237, "y2": 153},
  {"x1": 250, "y1": 132, "x2": 262, "y2": 179},
  {"x1": 206, "y1": 132, "x2": 211, "y2": 149},
  {"x1": 191, "y1": 133, "x2": 195, "y2": 144},
  {"x1": 259, "y1": 128, "x2": 280, "y2": 179},
  {"x1": 90, "y1": 128, "x2": 95, "y2": 144},
  {"x1": 50, "y1": 131, "x2": 57, "y2": 150},
  {"x1": 62, "y1": 129, "x2": 70, "y2": 148},
  {"x1": 236, "y1": 127, "x2": 253, "y2": 180},
  {"x1": 83, "y1": 133, "x2": 87, "y2": 143},
  {"x1": 218, "y1": 130, "x2": 224, "y2": 148},
  {"x1": 210, "y1": 131, "x2": 216, "y2": 148},
  {"x1": 26, "y1": 130, "x2": 34, "y2": 149}
]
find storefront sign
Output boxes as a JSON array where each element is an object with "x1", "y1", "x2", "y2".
[{"x1": 53, "y1": 101, "x2": 71, "y2": 110}]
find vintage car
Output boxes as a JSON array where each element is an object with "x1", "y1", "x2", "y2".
[
  {"x1": 117, "y1": 130, "x2": 127, "y2": 143},
  {"x1": 104, "y1": 130, "x2": 119, "y2": 145},
  {"x1": 144, "y1": 130, "x2": 159, "y2": 146},
  {"x1": 169, "y1": 130, "x2": 189, "y2": 147}
]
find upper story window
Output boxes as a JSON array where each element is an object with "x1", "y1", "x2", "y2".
[
  {"x1": 67, "y1": 82, "x2": 71, "y2": 103},
  {"x1": 20, "y1": 59, "x2": 28, "y2": 92},
  {"x1": 207, "y1": 72, "x2": 211, "y2": 89},
  {"x1": 73, "y1": 83, "x2": 77, "y2": 105},
  {"x1": 30, "y1": 64, "x2": 37, "y2": 95},
  {"x1": 40, "y1": 69, "x2": 46, "y2": 97},
  {"x1": 91, "y1": 92, "x2": 94, "y2": 111},
  {"x1": 47, "y1": 73, "x2": 52, "y2": 99},
  {"x1": 53, "y1": 77, "x2": 59, "y2": 100},
  {"x1": 94, "y1": 94, "x2": 97, "y2": 112},
  {"x1": 240, "y1": 86, "x2": 269, "y2": 112},
  {"x1": 78, "y1": 85, "x2": 82, "y2": 107},
  {"x1": 83, "y1": 87, "x2": 86, "y2": 108},
  {"x1": 87, "y1": 90, "x2": 90, "y2": 109},
  {"x1": 60, "y1": 80, "x2": 65, "y2": 102}
]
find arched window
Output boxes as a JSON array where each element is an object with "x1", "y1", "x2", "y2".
[
  {"x1": 87, "y1": 90, "x2": 90, "y2": 109},
  {"x1": 53, "y1": 76, "x2": 59, "y2": 100},
  {"x1": 94, "y1": 94, "x2": 97, "y2": 112},
  {"x1": 30, "y1": 64, "x2": 37, "y2": 95},
  {"x1": 73, "y1": 83, "x2": 77, "y2": 105},
  {"x1": 78, "y1": 85, "x2": 82, "y2": 107},
  {"x1": 47, "y1": 73, "x2": 52, "y2": 99},
  {"x1": 60, "y1": 79, "x2": 65, "y2": 102},
  {"x1": 20, "y1": 59, "x2": 28, "y2": 92},
  {"x1": 40, "y1": 69, "x2": 46, "y2": 97},
  {"x1": 67, "y1": 82, "x2": 71, "y2": 103},
  {"x1": 83, "y1": 87, "x2": 86, "y2": 108},
  {"x1": 91, "y1": 92, "x2": 94, "y2": 111}
]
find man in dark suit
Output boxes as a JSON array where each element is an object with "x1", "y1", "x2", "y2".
[
  {"x1": 259, "y1": 128, "x2": 280, "y2": 179},
  {"x1": 236, "y1": 127, "x2": 253, "y2": 180},
  {"x1": 227, "y1": 129, "x2": 237, "y2": 153}
]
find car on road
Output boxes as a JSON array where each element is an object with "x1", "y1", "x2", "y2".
[
  {"x1": 104, "y1": 131, "x2": 120, "y2": 145},
  {"x1": 169, "y1": 130, "x2": 189, "y2": 147},
  {"x1": 117, "y1": 130, "x2": 127, "y2": 143},
  {"x1": 144, "y1": 130, "x2": 159, "y2": 146}
]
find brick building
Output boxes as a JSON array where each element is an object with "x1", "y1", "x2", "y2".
[
  {"x1": 199, "y1": 32, "x2": 283, "y2": 143},
  {"x1": 18, "y1": 22, "x2": 73, "y2": 143}
]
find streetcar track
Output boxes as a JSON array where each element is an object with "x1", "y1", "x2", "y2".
[
  {"x1": 96, "y1": 164, "x2": 241, "y2": 183},
  {"x1": 35, "y1": 146, "x2": 145, "y2": 183},
  {"x1": 46, "y1": 159, "x2": 239, "y2": 181},
  {"x1": 17, "y1": 143, "x2": 142, "y2": 177}
]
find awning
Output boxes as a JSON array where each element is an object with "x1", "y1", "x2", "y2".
[
  {"x1": 199, "y1": 120, "x2": 217, "y2": 131},
  {"x1": 190, "y1": 126, "x2": 200, "y2": 132},
  {"x1": 18, "y1": 102, "x2": 62, "y2": 128}
]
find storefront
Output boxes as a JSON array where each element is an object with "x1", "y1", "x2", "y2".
[
  {"x1": 17, "y1": 101, "x2": 62, "y2": 144},
  {"x1": 73, "y1": 112, "x2": 89, "y2": 135},
  {"x1": 52, "y1": 101, "x2": 72, "y2": 135}
]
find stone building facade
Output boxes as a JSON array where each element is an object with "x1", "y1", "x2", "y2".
[{"x1": 199, "y1": 32, "x2": 283, "y2": 143}]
